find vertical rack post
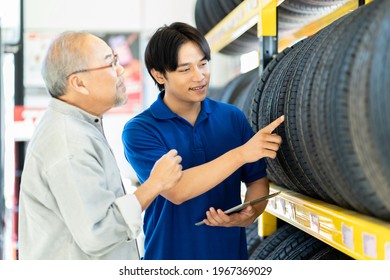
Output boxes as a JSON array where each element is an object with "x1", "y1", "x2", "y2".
[
  {"x1": 259, "y1": 0, "x2": 278, "y2": 71},
  {"x1": 257, "y1": 0, "x2": 279, "y2": 237}
]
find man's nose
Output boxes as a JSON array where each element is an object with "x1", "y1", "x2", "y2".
[
  {"x1": 193, "y1": 67, "x2": 205, "y2": 81},
  {"x1": 116, "y1": 64, "x2": 125, "y2": 76}
]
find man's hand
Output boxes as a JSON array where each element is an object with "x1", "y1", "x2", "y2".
[
  {"x1": 149, "y1": 149, "x2": 183, "y2": 191},
  {"x1": 239, "y1": 115, "x2": 284, "y2": 163},
  {"x1": 202, "y1": 205, "x2": 257, "y2": 227}
]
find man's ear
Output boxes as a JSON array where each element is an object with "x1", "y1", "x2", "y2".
[
  {"x1": 151, "y1": 69, "x2": 165, "y2": 85},
  {"x1": 68, "y1": 75, "x2": 89, "y2": 95}
]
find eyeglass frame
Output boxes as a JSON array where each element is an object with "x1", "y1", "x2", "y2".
[{"x1": 66, "y1": 53, "x2": 119, "y2": 79}]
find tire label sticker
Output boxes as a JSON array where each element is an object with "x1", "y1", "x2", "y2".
[
  {"x1": 385, "y1": 243, "x2": 390, "y2": 260},
  {"x1": 362, "y1": 233, "x2": 377, "y2": 259},
  {"x1": 310, "y1": 214, "x2": 319, "y2": 233},
  {"x1": 342, "y1": 223, "x2": 354, "y2": 250}
]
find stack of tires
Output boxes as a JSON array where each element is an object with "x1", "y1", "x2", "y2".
[
  {"x1": 250, "y1": 0, "x2": 390, "y2": 221},
  {"x1": 278, "y1": 0, "x2": 349, "y2": 38}
]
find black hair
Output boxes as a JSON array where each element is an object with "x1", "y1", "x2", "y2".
[{"x1": 144, "y1": 22, "x2": 211, "y2": 91}]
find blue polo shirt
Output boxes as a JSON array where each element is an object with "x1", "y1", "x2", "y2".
[{"x1": 122, "y1": 92, "x2": 266, "y2": 260}]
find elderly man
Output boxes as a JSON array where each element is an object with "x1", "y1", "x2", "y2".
[{"x1": 18, "y1": 31, "x2": 182, "y2": 260}]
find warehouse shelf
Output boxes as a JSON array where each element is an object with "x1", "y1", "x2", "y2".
[
  {"x1": 263, "y1": 184, "x2": 390, "y2": 260},
  {"x1": 205, "y1": 0, "x2": 282, "y2": 53},
  {"x1": 278, "y1": 0, "x2": 373, "y2": 51},
  {"x1": 205, "y1": 0, "x2": 373, "y2": 53}
]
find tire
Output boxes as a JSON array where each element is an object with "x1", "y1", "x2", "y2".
[
  {"x1": 265, "y1": 228, "x2": 313, "y2": 260},
  {"x1": 310, "y1": 246, "x2": 353, "y2": 260},
  {"x1": 249, "y1": 223, "x2": 299, "y2": 260},
  {"x1": 246, "y1": 221, "x2": 261, "y2": 257}
]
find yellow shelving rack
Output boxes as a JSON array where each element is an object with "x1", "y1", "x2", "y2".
[
  {"x1": 204, "y1": 0, "x2": 389, "y2": 260},
  {"x1": 205, "y1": 0, "x2": 280, "y2": 53},
  {"x1": 205, "y1": 0, "x2": 374, "y2": 53}
]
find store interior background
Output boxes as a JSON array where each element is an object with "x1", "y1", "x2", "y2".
[{"x1": 0, "y1": 0, "x2": 258, "y2": 259}]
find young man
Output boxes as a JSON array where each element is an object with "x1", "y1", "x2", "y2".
[
  {"x1": 18, "y1": 31, "x2": 183, "y2": 260},
  {"x1": 122, "y1": 22, "x2": 284, "y2": 260}
]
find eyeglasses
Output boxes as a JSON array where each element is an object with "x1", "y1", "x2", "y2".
[{"x1": 66, "y1": 53, "x2": 119, "y2": 79}]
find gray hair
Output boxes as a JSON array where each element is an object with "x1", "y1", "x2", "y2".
[{"x1": 41, "y1": 31, "x2": 91, "y2": 98}]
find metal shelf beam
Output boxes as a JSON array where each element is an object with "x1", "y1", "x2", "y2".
[
  {"x1": 264, "y1": 184, "x2": 390, "y2": 260},
  {"x1": 205, "y1": 0, "x2": 283, "y2": 53}
]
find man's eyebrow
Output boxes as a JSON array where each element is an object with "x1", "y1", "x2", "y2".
[
  {"x1": 177, "y1": 62, "x2": 190, "y2": 67},
  {"x1": 177, "y1": 56, "x2": 208, "y2": 67},
  {"x1": 104, "y1": 50, "x2": 115, "y2": 60}
]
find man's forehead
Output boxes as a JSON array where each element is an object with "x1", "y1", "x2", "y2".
[{"x1": 84, "y1": 35, "x2": 112, "y2": 58}]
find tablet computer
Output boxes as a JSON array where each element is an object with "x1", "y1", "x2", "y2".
[{"x1": 195, "y1": 191, "x2": 281, "y2": 226}]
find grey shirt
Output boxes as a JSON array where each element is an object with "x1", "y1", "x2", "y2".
[{"x1": 18, "y1": 98, "x2": 142, "y2": 260}]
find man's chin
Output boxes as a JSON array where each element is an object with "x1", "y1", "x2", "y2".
[{"x1": 114, "y1": 94, "x2": 128, "y2": 107}]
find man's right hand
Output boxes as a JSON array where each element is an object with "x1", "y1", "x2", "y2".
[
  {"x1": 238, "y1": 115, "x2": 285, "y2": 163},
  {"x1": 149, "y1": 149, "x2": 183, "y2": 191}
]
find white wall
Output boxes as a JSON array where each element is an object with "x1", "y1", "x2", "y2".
[
  {"x1": 25, "y1": 0, "x2": 197, "y2": 33},
  {"x1": 23, "y1": 0, "x2": 236, "y2": 95},
  {"x1": 22, "y1": 0, "x2": 202, "y2": 106}
]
